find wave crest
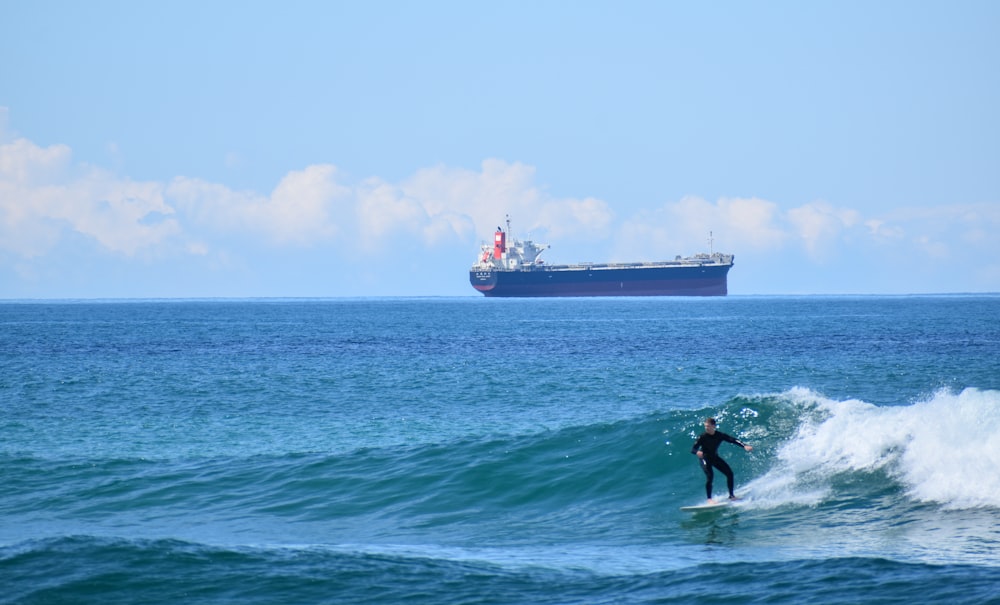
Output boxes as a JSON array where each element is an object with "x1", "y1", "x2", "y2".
[{"x1": 748, "y1": 387, "x2": 1000, "y2": 510}]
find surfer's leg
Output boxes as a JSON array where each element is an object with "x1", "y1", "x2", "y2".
[
  {"x1": 714, "y1": 458, "x2": 736, "y2": 497},
  {"x1": 701, "y1": 458, "x2": 714, "y2": 499}
]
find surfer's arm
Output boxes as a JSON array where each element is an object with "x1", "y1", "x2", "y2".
[
  {"x1": 690, "y1": 437, "x2": 703, "y2": 457},
  {"x1": 724, "y1": 432, "x2": 753, "y2": 452}
]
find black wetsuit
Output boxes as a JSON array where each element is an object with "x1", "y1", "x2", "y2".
[{"x1": 691, "y1": 430, "x2": 747, "y2": 500}]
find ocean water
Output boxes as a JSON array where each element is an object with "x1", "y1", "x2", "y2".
[{"x1": 1, "y1": 296, "x2": 999, "y2": 604}]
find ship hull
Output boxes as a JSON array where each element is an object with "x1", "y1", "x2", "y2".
[{"x1": 470, "y1": 263, "x2": 731, "y2": 297}]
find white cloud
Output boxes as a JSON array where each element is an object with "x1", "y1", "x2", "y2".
[
  {"x1": 786, "y1": 200, "x2": 861, "y2": 259},
  {"x1": 865, "y1": 218, "x2": 905, "y2": 240},
  {"x1": 187, "y1": 241, "x2": 210, "y2": 256},
  {"x1": 716, "y1": 197, "x2": 789, "y2": 250},
  {"x1": 401, "y1": 159, "x2": 543, "y2": 238},
  {"x1": 70, "y1": 173, "x2": 178, "y2": 255},
  {"x1": 167, "y1": 164, "x2": 349, "y2": 246},
  {"x1": 1, "y1": 120, "x2": 997, "y2": 295},
  {"x1": 388, "y1": 159, "x2": 613, "y2": 245},
  {"x1": 355, "y1": 178, "x2": 425, "y2": 245},
  {"x1": 0, "y1": 137, "x2": 72, "y2": 185},
  {"x1": 613, "y1": 196, "x2": 788, "y2": 260},
  {"x1": 0, "y1": 135, "x2": 614, "y2": 265},
  {"x1": 609, "y1": 196, "x2": 1000, "y2": 273},
  {"x1": 865, "y1": 203, "x2": 1000, "y2": 261},
  {"x1": 914, "y1": 234, "x2": 950, "y2": 259},
  {"x1": 0, "y1": 137, "x2": 177, "y2": 257},
  {"x1": 0, "y1": 106, "x2": 10, "y2": 142},
  {"x1": 267, "y1": 165, "x2": 348, "y2": 243},
  {"x1": 536, "y1": 197, "x2": 614, "y2": 240}
]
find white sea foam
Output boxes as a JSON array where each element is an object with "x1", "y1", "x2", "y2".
[{"x1": 748, "y1": 387, "x2": 1000, "y2": 510}]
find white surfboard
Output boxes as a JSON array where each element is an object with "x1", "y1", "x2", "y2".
[{"x1": 680, "y1": 498, "x2": 742, "y2": 512}]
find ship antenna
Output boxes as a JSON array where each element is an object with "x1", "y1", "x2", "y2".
[
  {"x1": 709, "y1": 231, "x2": 714, "y2": 254},
  {"x1": 506, "y1": 214, "x2": 511, "y2": 235}
]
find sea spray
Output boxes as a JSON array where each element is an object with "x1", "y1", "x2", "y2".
[{"x1": 745, "y1": 387, "x2": 1000, "y2": 510}]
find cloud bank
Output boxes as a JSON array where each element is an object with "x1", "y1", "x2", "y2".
[{"x1": 1, "y1": 117, "x2": 997, "y2": 296}]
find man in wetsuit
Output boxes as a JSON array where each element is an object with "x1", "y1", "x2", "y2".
[{"x1": 691, "y1": 417, "x2": 753, "y2": 503}]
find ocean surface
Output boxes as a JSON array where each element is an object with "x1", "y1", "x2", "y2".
[{"x1": 2, "y1": 296, "x2": 999, "y2": 604}]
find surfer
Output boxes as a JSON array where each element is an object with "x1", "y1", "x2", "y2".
[{"x1": 691, "y1": 417, "x2": 753, "y2": 504}]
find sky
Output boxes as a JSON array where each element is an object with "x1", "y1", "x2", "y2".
[{"x1": 1, "y1": 0, "x2": 998, "y2": 298}]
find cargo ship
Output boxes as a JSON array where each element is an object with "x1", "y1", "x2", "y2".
[{"x1": 469, "y1": 219, "x2": 734, "y2": 297}]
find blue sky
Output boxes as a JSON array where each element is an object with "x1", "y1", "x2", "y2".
[{"x1": 2, "y1": 0, "x2": 998, "y2": 297}]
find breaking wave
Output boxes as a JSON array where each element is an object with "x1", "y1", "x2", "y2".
[{"x1": 745, "y1": 387, "x2": 1000, "y2": 510}]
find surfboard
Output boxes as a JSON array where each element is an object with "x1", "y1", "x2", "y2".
[
  {"x1": 680, "y1": 500, "x2": 730, "y2": 512},
  {"x1": 680, "y1": 497, "x2": 745, "y2": 512}
]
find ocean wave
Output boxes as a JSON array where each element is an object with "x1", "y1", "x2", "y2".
[
  {"x1": 745, "y1": 387, "x2": 1000, "y2": 511},
  {"x1": 4, "y1": 387, "x2": 999, "y2": 565},
  {"x1": 3, "y1": 536, "x2": 1000, "y2": 605},
  {"x1": 6, "y1": 387, "x2": 998, "y2": 531}
]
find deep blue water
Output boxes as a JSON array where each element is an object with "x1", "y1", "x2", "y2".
[{"x1": 2, "y1": 296, "x2": 999, "y2": 604}]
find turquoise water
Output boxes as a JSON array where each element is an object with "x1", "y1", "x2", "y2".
[{"x1": 2, "y1": 296, "x2": 999, "y2": 604}]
